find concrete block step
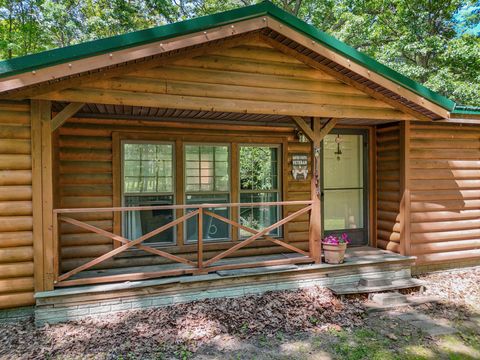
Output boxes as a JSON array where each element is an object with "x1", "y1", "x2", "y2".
[
  {"x1": 370, "y1": 292, "x2": 407, "y2": 306},
  {"x1": 365, "y1": 295, "x2": 441, "y2": 313},
  {"x1": 359, "y1": 278, "x2": 392, "y2": 287},
  {"x1": 328, "y1": 277, "x2": 426, "y2": 295}
]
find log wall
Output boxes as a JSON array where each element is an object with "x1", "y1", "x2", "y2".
[
  {"x1": 408, "y1": 122, "x2": 480, "y2": 265},
  {"x1": 0, "y1": 101, "x2": 34, "y2": 309},
  {"x1": 376, "y1": 123, "x2": 401, "y2": 253},
  {"x1": 57, "y1": 118, "x2": 312, "y2": 273},
  {"x1": 38, "y1": 38, "x2": 411, "y2": 121},
  {"x1": 285, "y1": 141, "x2": 311, "y2": 243}
]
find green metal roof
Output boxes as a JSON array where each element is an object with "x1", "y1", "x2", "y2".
[{"x1": 0, "y1": 1, "x2": 466, "y2": 113}]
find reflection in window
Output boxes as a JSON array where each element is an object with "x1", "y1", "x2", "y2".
[
  {"x1": 324, "y1": 189, "x2": 363, "y2": 230},
  {"x1": 185, "y1": 145, "x2": 230, "y2": 242},
  {"x1": 122, "y1": 142, "x2": 175, "y2": 244},
  {"x1": 323, "y1": 134, "x2": 364, "y2": 231},
  {"x1": 124, "y1": 143, "x2": 173, "y2": 193},
  {"x1": 239, "y1": 146, "x2": 281, "y2": 237}
]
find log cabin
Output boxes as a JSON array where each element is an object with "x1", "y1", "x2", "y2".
[{"x1": 0, "y1": 1, "x2": 479, "y2": 323}]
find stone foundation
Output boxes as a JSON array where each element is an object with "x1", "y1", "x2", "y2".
[{"x1": 0, "y1": 306, "x2": 33, "y2": 324}]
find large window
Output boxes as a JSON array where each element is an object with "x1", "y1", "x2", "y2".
[
  {"x1": 239, "y1": 145, "x2": 281, "y2": 237},
  {"x1": 184, "y1": 144, "x2": 230, "y2": 242},
  {"x1": 122, "y1": 142, "x2": 175, "y2": 244}
]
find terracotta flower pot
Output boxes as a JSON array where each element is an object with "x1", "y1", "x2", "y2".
[{"x1": 322, "y1": 242, "x2": 347, "y2": 264}]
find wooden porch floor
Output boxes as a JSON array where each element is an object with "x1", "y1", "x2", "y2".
[{"x1": 61, "y1": 246, "x2": 413, "y2": 285}]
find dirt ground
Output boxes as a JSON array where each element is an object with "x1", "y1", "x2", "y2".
[{"x1": 0, "y1": 267, "x2": 479, "y2": 360}]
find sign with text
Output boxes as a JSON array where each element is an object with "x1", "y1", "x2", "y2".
[{"x1": 291, "y1": 153, "x2": 309, "y2": 180}]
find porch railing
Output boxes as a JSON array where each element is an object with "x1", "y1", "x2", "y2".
[{"x1": 53, "y1": 200, "x2": 315, "y2": 287}]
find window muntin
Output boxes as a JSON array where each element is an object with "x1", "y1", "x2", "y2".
[
  {"x1": 123, "y1": 143, "x2": 173, "y2": 194},
  {"x1": 185, "y1": 145, "x2": 229, "y2": 192},
  {"x1": 122, "y1": 142, "x2": 175, "y2": 245},
  {"x1": 239, "y1": 145, "x2": 281, "y2": 237},
  {"x1": 184, "y1": 144, "x2": 230, "y2": 242}
]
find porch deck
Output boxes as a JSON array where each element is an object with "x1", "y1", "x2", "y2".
[
  {"x1": 67, "y1": 246, "x2": 409, "y2": 283},
  {"x1": 34, "y1": 246, "x2": 417, "y2": 325}
]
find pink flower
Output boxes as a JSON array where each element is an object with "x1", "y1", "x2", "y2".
[{"x1": 322, "y1": 233, "x2": 350, "y2": 245}]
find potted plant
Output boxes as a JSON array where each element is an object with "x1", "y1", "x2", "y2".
[{"x1": 322, "y1": 233, "x2": 351, "y2": 264}]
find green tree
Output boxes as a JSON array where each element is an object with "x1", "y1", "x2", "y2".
[
  {"x1": 0, "y1": 0, "x2": 478, "y2": 105},
  {"x1": 41, "y1": 0, "x2": 84, "y2": 47},
  {"x1": 303, "y1": 0, "x2": 480, "y2": 105},
  {"x1": 0, "y1": 0, "x2": 45, "y2": 58}
]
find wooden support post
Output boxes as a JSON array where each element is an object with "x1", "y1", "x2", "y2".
[
  {"x1": 41, "y1": 100, "x2": 54, "y2": 290},
  {"x1": 309, "y1": 118, "x2": 322, "y2": 263},
  {"x1": 399, "y1": 121, "x2": 411, "y2": 256},
  {"x1": 31, "y1": 100, "x2": 55, "y2": 291},
  {"x1": 308, "y1": 117, "x2": 339, "y2": 263},
  {"x1": 197, "y1": 208, "x2": 203, "y2": 269},
  {"x1": 31, "y1": 101, "x2": 45, "y2": 292},
  {"x1": 52, "y1": 210, "x2": 59, "y2": 282}
]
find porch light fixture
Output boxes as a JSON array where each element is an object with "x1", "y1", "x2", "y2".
[
  {"x1": 334, "y1": 134, "x2": 343, "y2": 160},
  {"x1": 295, "y1": 128, "x2": 309, "y2": 143}
]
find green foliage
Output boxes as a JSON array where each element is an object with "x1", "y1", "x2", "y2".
[
  {"x1": 0, "y1": 0, "x2": 180, "y2": 57},
  {"x1": 239, "y1": 146, "x2": 277, "y2": 191},
  {"x1": 0, "y1": 0, "x2": 478, "y2": 105}
]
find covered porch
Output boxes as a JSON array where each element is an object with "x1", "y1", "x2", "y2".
[
  {"x1": 40, "y1": 101, "x2": 390, "y2": 289},
  {"x1": 20, "y1": 12, "x2": 443, "y2": 293}
]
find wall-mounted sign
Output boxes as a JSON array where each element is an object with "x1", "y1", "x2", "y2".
[{"x1": 291, "y1": 153, "x2": 309, "y2": 180}]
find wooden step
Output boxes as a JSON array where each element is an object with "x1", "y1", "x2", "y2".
[{"x1": 328, "y1": 278, "x2": 426, "y2": 295}]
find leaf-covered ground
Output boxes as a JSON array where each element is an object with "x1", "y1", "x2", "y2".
[{"x1": 0, "y1": 267, "x2": 479, "y2": 360}]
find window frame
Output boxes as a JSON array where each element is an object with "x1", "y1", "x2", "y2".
[
  {"x1": 238, "y1": 143, "x2": 282, "y2": 238},
  {"x1": 120, "y1": 139, "x2": 177, "y2": 246},
  {"x1": 183, "y1": 142, "x2": 232, "y2": 243}
]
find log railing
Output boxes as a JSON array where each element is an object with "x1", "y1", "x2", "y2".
[{"x1": 53, "y1": 200, "x2": 315, "y2": 287}]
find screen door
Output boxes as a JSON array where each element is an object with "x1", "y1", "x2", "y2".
[{"x1": 322, "y1": 129, "x2": 368, "y2": 246}]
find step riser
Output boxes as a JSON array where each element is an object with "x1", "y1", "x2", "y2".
[
  {"x1": 371, "y1": 292, "x2": 408, "y2": 306},
  {"x1": 359, "y1": 278, "x2": 392, "y2": 287}
]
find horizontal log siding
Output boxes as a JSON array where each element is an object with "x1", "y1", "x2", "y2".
[
  {"x1": 409, "y1": 122, "x2": 480, "y2": 265},
  {"x1": 58, "y1": 118, "x2": 309, "y2": 273},
  {"x1": 58, "y1": 122, "x2": 114, "y2": 272},
  {"x1": 285, "y1": 142, "x2": 310, "y2": 245},
  {"x1": 0, "y1": 101, "x2": 34, "y2": 309},
  {"x1": 376, "y1": 123, "x2": 401, "y2": 253},
  {"x1": 39, "y1": 40, "x2": 410, "y2": 121}
]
